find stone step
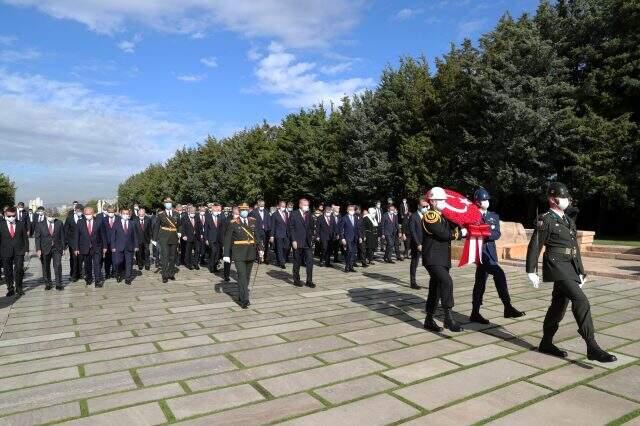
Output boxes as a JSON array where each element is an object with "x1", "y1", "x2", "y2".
[
  {"x1": 582, "y1": 250, "x2": 640, "y2": 261},
  {"x1": 586, "y1": 244, "x2": 640, "y2": 255}
]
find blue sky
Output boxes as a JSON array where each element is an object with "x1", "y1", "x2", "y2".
[{"x1": 0, "y1": 0, "x2": 539, "y2": 205}]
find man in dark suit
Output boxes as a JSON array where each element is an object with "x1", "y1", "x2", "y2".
[
  {"x1": 134, "y1": 208, "x2": 152, "y2": 271},
  {"x1": 422, "y1": 187, "x2": 466, "y2": 333},
  {"x1": 250, "y1": 199, "x2": 271, "y2": 264},
  {"x1": 339, "y1": 205, "x2": 361, "y2": 273},
  {"x1": 64, "y1": 204, "x2": 84, "y2": 282},
  {"x1": 197, "y1": 206, "x2": 209, "y2": 267},
  {"x1": 16, "y1": 202, "x2": 29, "y2": 229},
  {"x1": 382, "y1": 204, "x2": 403, "y2": 263},
  {"x1": 289, "y1": 198, "x2": 315, "y2": 288},
  {"x1": 110, "y1": 208, "x2": 139, "y2": 285},
  {"x1": 100, "y1": 205, "x2": 117, "y2": 279},
  {"x1": 331, "y1": 204, "x2": 343, "y2": 263},
  {"x1": 205, "y1": 203, "x2": 225, "y2": 274},
  {"x1": 152, "y1": 197, "x2": 180, "y2": 283},
  {"x1": 34, "y1": 210, "x2": 65, "y2": 290},
  {"x1": 408, "y1": 198, "x2": 427, "y2": 290},
  {"x1": 0, "y1": 207, "x2": 29, "y2": 297},
  {"x1": 270, "y1": 201, "x2": 290, "y2": 269},
  {"x1": 180, "y1": 206, "x2": 201, "y2": 270},
  {"x1": 28, "y1": 208, "x2": 40, "y2": 237},
  {"x1": 74, "y1": 207, "x2": 106, "y2": 287},
  {"x1": 316, "y1": 207, "x2": 336, "y2": 267}
]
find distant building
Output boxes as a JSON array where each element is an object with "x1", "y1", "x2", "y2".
[{"x1": 28, "y1": 197, "x2": 44, "y2": 211}]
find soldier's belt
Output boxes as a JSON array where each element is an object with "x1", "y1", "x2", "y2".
[
  {"x1": 161, "y1": 226, "x2": 177, "y2": 231},
  {"x1": 233, "y1": 240, "x2": 256, "y2": 245},
  {"x1": 547, "y1": 247, "x2": 575, "y2": 256}
]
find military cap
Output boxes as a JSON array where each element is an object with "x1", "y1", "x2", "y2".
[
  {"x1": 238, "y1": 203, "x2": 251, "y2": 210},
  {"x1": 547, "y1": 182, "x2": 570, "y2": 198}
]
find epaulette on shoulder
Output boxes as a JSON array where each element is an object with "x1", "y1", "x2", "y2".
[
  {"x1": 536, "y1": 212, "x2": 550, "y2": 229},
  {"x1": 423, "y1": 210, "x2": 441, "y2": 224}
]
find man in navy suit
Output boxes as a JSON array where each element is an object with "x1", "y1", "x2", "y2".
[
  {"x1": 470, "y1": 188, "x2": 525, "y2": 324},
  {"x1": 100, "y1": 205, "x2": 117, "y2": 279},
  {"x1": 35, "y1": 210, "x2": 66, "y2": 290},
  {"x1": 205, "y1": 203, "x2": 225, "y2": 274},
  {"x1": 64, "y1": 204, "x2": 84, "y2": 282},
  {"x1": 270, "y1": 200, "x2": 290, "y2": 269},
  {"x1": 289, "y1": 198, "x2": 315, "y2": 288},
  {"x1": 180, "y1": 206, "x2": 202, "y2": 270},
  {"x1": 0, "y1": 207, "x2": 29, "y2": 297},
  {"x1": 134, "y1": 208, "x2": 152, "y2": 271},
  {"x1": 250, "y1": 199, "x2": 271, "y2": 264},
  {"x1": 316, "y1": 207, "x2": 336, "y2": 267},
  {"x1": 382, "y1": 204, "x2": 403, "y2": 263},
  {"x1": 74, "y1": 207, "x2": 106, "y2": 287},
  {"x1": 339, "y1": 205, "x2": 361, "y2": 272},
  {"x1": 408, "y1": 198, "x2": 428, "y2": 290},
  {"x1": 110, "y1": 208, "x2": 139, "y2": 285}
]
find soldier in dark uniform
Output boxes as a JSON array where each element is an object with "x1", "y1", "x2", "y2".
[
  {"x1": 152, "y1": 197, "x2": 179, "y2": 283},
  {"x1": 526, "y1": 182, "x2": 616, "y2": 362},
  {"x1": 422, "y1": 187, "x2": 466, "y2": 332},
  {"x1": 408, "y1": 198, "x2": 428, "y2": 290},
  {"x1": 222, "y1": 203, "x2": 264, "y2": 308},
  {"x1": 469, "y1": 188, "x2": 525, "y2": 324}
]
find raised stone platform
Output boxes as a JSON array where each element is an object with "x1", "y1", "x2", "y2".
[{"x1": 0, "y1": 255, "x2": 637, "y2": 424}]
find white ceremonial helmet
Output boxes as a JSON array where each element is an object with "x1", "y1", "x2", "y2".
[{"x1": 427, "y1": 187, "x2": 447, "y2": 200}]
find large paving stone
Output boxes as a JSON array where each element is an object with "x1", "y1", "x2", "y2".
[
  {"x1": 395, "y1": 359, "x2": 539, "y2": 410},
  {"x1": 258, "y1": 358, "x2": 387, "y2": 397},
  {"x1": 404, "y1": 381, "x2": 550, "y2": 425},
  {"x1": 232, "y1": 335, "x2": 353, "y2": 367},
  {"x1": 317, "y1": 339, "x2": 404, "y2": 363},
  {"x1": 212, "y1": 320, "x2": 324, "y2": 341},
  {"x1": 88, "y1": 383, "x2": 186, "y2": 413},
  {"x1": 372, "y1": 338, "x2": 469, "y2": 367},
  {"x1": 0, "y1": 402, "x2": 80, "y2": 425},
  {"x1": 314, "y1": 374, "x2": 397, "y2": 404},
  {"x1": 279, "y1": 394, "x2": 419, "y2": 425},
  {"x1": 175, "y1": 393, "x2": 324, "y2": 425},
  {"x1": 58, "y1": 402, "x2": 167, "y2": 426},
  {"x1": 488, "y1": 386, "x2": 639, "y2": 425},
  {"x1": 443, "y1": 343, "x2": 516, "y2": 366},
  {"x1": 590, "y1": 365, "x2": 640, "y2": 401},
  {"x1": 137, "y1": 355, "x2": 237, "y2": 386},
  {"x1": 0, "y1": 366, "x2": 79, "y2": 392},
  {"x1": 382, "y1": 358, "x2": 460, "y2": 384},
  {"x1": 166, "y1": 383, "x2": 264, "y2": 419},
  {"x1": 529, "y1": 362, "x2": 606, "y2": 390},
  {"x1": 339, "y1": 322, "x2": 423, "y2": 344}
]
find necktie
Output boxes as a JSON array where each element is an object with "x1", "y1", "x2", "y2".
[
  {"x1": 140, "y1": 219, "x2": 144, "y2": 229},
  {"x1": 124, "y1": 220, "x2": 128, "y2": 233},
  {"x1": 49, "y1": 222, "x2": 54, "y2": 235},
  {"x1": 214, "y1": 217, "x2": 217, "y2": 227},
  {"x1": 88, "y1": 220, "x2": 92, "y2": 235},
  {"x1": 191, "y1": 218, "x2": 195, "y2": 227},
  {"x1": 9, "y1": 223, "x2": 15, "y2": 238},
  {"x1": 350, "y1": 216, "x2": 354, "y2": 226},
  {"x1": 110, "y1": 218, "x2": 113, "y2": 228}
]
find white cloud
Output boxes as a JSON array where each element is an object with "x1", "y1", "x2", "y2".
[
  {"x1": 3, "y1": 0, "x2": 364, "y2": 48},
  {"x1": 394, "y1": 8, "x2": 422, "y2": 21},
  {"x1": 0, "y1": 68, "x2": 210, "y2": 201},
  {"x1": 176, "y1": 73, "x2": 206, "y2": 82},
  {"x1": 200, "y1": 56, "x2": 218, "y2": 68},
  {"x1": 457, "y1": 19, "x2": 487, "y2": 40},
  {"x1": 252, "y1": 42, "x2": 373, "y2": 108},
  {"x1": 320, "y1": 61, "x2": 353, "y2": 75},
  {"x1": 0, "y1": 35, "x2": 17, "y2": 45},
  {"x1": 117, "y1": 33, "x2": 142, "y2": 53},
  {"x1": 0, "y1": 48, "x2": 41, "y2": 62}
]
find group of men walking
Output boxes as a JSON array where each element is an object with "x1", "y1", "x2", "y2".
[{"x1": 0, "y1": 182, "x2": 618, "y2": 362}]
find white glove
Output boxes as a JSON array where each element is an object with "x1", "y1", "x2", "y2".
[
  {"x1": 460, "y1": 228, "x2": 468, "y2": 238},
  {"x1": 527, "y1": 273, "x2": 540, "y2": 289},
  {"x1": 177, "y1": 233, "x2": 182, "y2": 238},
  {"x1": 151, "y1": 240, "x2": 157, "y2": 247},
  {"x1": 223, "y1": 256, "x2": 231, "y2": 263},
  {"x1": 579, "y1": 275, "x2": 586, "y2": 288},
  {"x1": 259, "y1": 251, "x2": 264, "y2": 258}
]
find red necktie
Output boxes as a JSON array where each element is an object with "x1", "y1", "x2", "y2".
[
  {"x1": 124, "y1": 221, "x2": 128, "y2": 233},
  {"x1": 109, "y1": 218, "x2": 113, "y2": 228},
  {"x1": 49, "y1": 223, "x2": 54, "y2": 235},
  {"x1": 88, "y1": 221, "x2": 93, "y2": 235},
  {"x1": 191, "y1": 218, "x2": 195, "y2": 227},
  {"x1": 214, "y1": 217, "x2": 218, "y2": 227},
  {"x1": 9, "y1": 223, "x2": 15, "y2": 238}
]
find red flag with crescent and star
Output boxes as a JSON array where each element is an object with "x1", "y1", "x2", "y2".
[{"x1": 426, "y1": 188, "x2": 491, "y2": 267}]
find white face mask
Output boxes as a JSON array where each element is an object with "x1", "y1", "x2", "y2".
[
  {"x1": 376, "y1": 203, "x2": 381, "y2": 208},
  {"x1": 107, "y1": 212, "x2": 115, "y2": 218},
  {"x1": 213, "y1": 211, "x2": 220, "y2": 216},
  {"x1": 301, "y1": 206, "x2": 309, "y2": 212},
  {"x1": 286, "y1": 207, "x2": 293, "y2": 212},
  {"x1": 17, "y1": 207, "x2": 23, "y2": 212},
  {"x1": 121, "y1": 214, "x2": 130, "y2": 220},
  {"x1": 75, "y1": 211, "x2": 83, "y2": 218},
  {"x1": 348, "y1": 210, "x2": 355, "y2": 216},
  {"x1": 556, "y1": 198, "x2": 570, "y2": 211},
  {"x1": 164, "y1": 203, "x2": 172, "y2": 210},
  {"x1": 420, "y1": 206, "x2": 428, "y2": 214},
  {"x1": 37, "y1": 211, "x2": 45, "y2": 216},
  {"x1": 325, "y1": 211, "x2": 332, "y2": 217},
  {"x1": 189, "y1": 213, "x2": 195, "y2": 218},
  {"x1": 47, "y1": 217, "x2": 55, "y2": 222},
  {"x1": 85, "y1": 215, "x2": 93, "y2": 220},
  {"x1": 6, "y1": 216, "x2": 16, "y2": 223},
  {"x1": 480, "y1": 200, "x2": 490, "y2": 210},
  {"x1": 434, "y1": 200, "x2": 446, "y2": 211}
]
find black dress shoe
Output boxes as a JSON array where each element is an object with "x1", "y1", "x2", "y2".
[
  {"x1": 410, "y1": 284, "x2": 420, "y2": 290},
  {"x1": 71, "y1": 277, "x2": 78, "y2": 283},
  {"x1": 306, "y1": 282, "x2": 316, "y2": 288},
  {"x1": 145, "y1": 265, "x2": 150, "y2": 271},
  {"x1": 504, "y1": 305, "x2": 526, "y2": 318},
  {"x1": 398, "y1": 257, "x2": 405, "y2": 261},
  {"x1": 95, "y1": 282, "x2": 103, "y2": 288},
  {"x1": 424, "y1": 315, "x2": 443, "y2": 332},
  {"x1": 240, "y1": 302, "x2": 249, "y2": 309},
  {"x1": 469, "y1": 312, "x2": 490, "y2": 325},
  {"x1": 194, "y1": 265, "x2": 200, "y2": 270},
  {"x1": 369, "y1": 261, "x2": 376, "y2": 265},
  {"x1": 125, "y1": 280, "x2": 132, "y2": 285},
  {"x1": 280, "y1": 264, "x2": 286, "y2": 269},
  {"x1": 538, "y1": 341, "x2": 568, "y2": 358},
  {"x1": 5, "y1": 290, "x2": 15, "y2": 297},
  {"x1": 56, "y1": 285, "x2": 64, "y2": 291},
  {"x1": 587, "y1": 340, "x2": 617, "y2": 363},
  {"x1": 293, "y1": 280, "x2": 303, "y2": 287},
  {"x1": 224, "y1": 277, "x2": 230, "y2": 282},
  {"x1": 443, "y1": 310, "x2": 464, "y2": 332},
  {"x1": 162, "y1": 277, "x2": 168, "y2": 283},
  {"x1": 85, "y1": 280, "x2": 92, "y2": 286},
  {"x1": 344, "y1": 269, "x2": 350, "y2": 273},
  {"x1": 45, "y1": 285, "x2": 53, "y2": 291},
  {"x1": 169, "y1": 276, "x2": 176, "y2": 280},
  {"x1": 116, "y1": 277, "x2": 122, "y2": 283}
]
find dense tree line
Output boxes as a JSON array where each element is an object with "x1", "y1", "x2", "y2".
[
  {"x1": 0, "y1": 173, "x2": 16, "y2": 208},
  {"x1": 119, "y1": 0, "x2": 639, "y2": 235}
]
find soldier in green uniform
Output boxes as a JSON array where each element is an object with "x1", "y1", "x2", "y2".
[
  {"x1": 526, "y1": 182, "x2": 616, "y2": 362},
  {"x1": 222, "y1": 203, "x2": 265, "y2": 309},
  {"x1": 152, "y1": 197, "x2": 180, "y2": 283}
]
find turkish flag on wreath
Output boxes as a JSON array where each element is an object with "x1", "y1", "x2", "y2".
[{"x1": 427, "y1": 189, "x2": 491, "y2": 267}]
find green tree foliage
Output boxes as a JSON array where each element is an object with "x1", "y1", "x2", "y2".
[
  {"x1": 118, "y1": 0, "x2": 639, "y2": 234},
  {"x1": 0, "y1": 173, "x2": 16, "y2": 208}
]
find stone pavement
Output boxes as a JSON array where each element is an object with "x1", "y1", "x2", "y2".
[{"x1": 0, "y1": 254, "x2": 638, "y2": 425}]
